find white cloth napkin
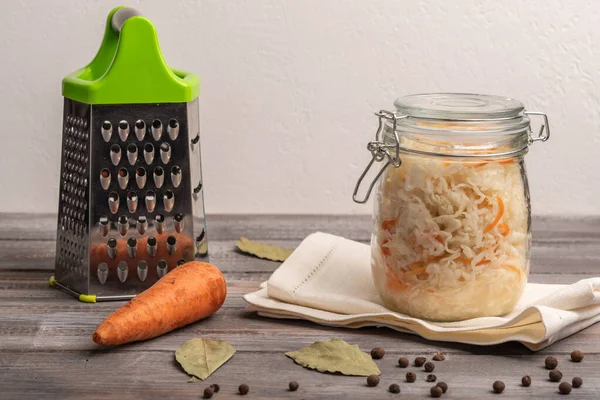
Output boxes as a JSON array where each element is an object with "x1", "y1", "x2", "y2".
[{"x1": 244, "y1": 232, "x2": 600, "y2": 351}]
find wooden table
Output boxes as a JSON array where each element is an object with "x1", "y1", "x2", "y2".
[{"x1": 1, "y1": 214, "x2": 599, "y2": 399}]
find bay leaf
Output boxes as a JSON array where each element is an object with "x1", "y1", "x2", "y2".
[
  {"x1": 175, "y1": 338, "x2": 236, "y2": 380},
  {"x1": 285, "y1": 338, "x2": 381, "y2": 376},
  {"x1": 236, "y1": 237, "x2": 294, "y2": 262}
]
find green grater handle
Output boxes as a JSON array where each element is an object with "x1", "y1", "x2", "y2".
[{"x1": 62, "y1": 6, "x2": 199, "y2": 105}]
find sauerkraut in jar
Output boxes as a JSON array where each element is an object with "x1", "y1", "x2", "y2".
[{"x1": 353, "y1": 93, "x2": 550, "y2": 321}]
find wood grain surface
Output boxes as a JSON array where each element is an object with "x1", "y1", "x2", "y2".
[{"x1": 1, "y1": 214, "x2": 599, "y2": 399}]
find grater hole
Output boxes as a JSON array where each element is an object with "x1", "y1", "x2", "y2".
[
  {"x1": 168, "y1": 119, "x2": 178, "y2": 128},
  {"x1": 119, "y1": 120, "x2": 128, "y2": 130},
  {"x1": 135, "y1": 120, "x2": 145, "y2": 129},
  {"x1": 152, "y1": 119, "x2": 162, "y2": 128}
]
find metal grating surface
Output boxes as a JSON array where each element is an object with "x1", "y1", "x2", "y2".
[
  {"x1": 55, "y1": 99, "x2": 91, "y2": 294},
  {"x1": 88, "y1": 102, "x2": 204, "y2": 296}
]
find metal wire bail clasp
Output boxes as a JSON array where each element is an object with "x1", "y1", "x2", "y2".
[
  {"x1": 524, "y1": 111, "x2": 551, "y2": 143},
  {"x1": 352, "y1": 111, "x2": 406, "y2": 204}
]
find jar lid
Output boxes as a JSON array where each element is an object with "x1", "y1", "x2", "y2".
[{"x1": 394, "y1": 93, "x2": 524, "y2": 121}]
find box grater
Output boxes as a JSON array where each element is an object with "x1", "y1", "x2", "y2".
[{"x1": 51, "y1": 6, "x2": 208, "y2": 302}]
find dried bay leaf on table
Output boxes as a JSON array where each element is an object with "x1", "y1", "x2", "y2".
[
  {"x1": 236, "y1": 237, "x2": 294, "y2": 262},
  {"x1": 175, "y1": 338, "x2": 236, "y2": 381},
  {"x1": 285, "y1": 338, "x2": 381, "y2": 376}
]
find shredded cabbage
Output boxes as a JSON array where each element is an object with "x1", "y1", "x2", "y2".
[{"x1": 371, "y1": 154, "x2": 531, "y2": 321}]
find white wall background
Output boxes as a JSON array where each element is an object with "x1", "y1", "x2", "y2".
[{"x1": 0, "y1": 0, "x2": 599, "y2": 215}]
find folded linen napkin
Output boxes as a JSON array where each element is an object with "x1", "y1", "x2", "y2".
[{"x1": 244, "y1": 232, "x2": 600, "y2": 351}]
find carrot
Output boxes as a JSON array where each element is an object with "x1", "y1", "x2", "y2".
[
  {"x1": 92, "y1": 261, "x2": 227, "y2": 346},
  {"x1": 498, "y1": 223, "x2": 510, "y2": 237},
  {"x1": 484, "y1": 197, "x2": 504, "y2": 233},
  {"x1": 476, "y1": 259, "x2": 491, "y2": 266}
]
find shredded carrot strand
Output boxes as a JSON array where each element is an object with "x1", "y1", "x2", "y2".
[
  {"x1": 499, "y1": 159, "x2": 515, "y2": 165},
  {"x1": 484, "y1": 197, "x2": 504, "y2": 233},
  {"x1": 476, "y1": 259, "x2": 491, "y2": 266},
  {"x1": 407, "y1": 235, "x2": 424, "y2": 253},
  {"x1": 468, "y1": 162, "x2": 489, "y2": 168},
  {"x1": 381, "y1": 219, "x2": 397, "y2": 231},
  {"x1": 457, "y1": 256, "x2": 472, "y2": 264},
  {"x1": 504, "y1": 264, "x2": 521, "y2": 280},
  {"x1": 498, "y1": 223, "x2": 510, "y2": 237},
  {"x1": 385, "y1": 263, "x2": 409, "y2": 290},
  {"x1": 434, "y1": 235, "x2": 444, "y2": 244},
  {"x1": 426, "y1": 289, "x2": 435, "y2": 294}
]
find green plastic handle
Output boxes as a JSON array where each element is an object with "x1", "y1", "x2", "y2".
[{"x1": 62, "y1": 6, "x2": 199, "y2": 104}]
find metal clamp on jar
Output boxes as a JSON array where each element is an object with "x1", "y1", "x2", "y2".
[{"x1": 353, "y1": 93, "x2": 550, "y2": 321}]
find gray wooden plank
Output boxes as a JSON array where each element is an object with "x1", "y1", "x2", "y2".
[
  {"x1": 0, "y1": 350, "x2": 597, "y2": 400},
  {"x1": 3, "y1": 213, "x2": 600, "y2": 242},
  {"x1": 1, "y1": 214, "x2": 599, "y2": 400},
  {"x1": 1, "y1": 272, "x2": 599, "y2": 355},
  {"x1": 3, "y1": 237, "x2": 599, "y2": 275}
]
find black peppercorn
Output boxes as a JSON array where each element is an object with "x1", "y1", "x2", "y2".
[
  {"x1": 549, "y1": 370, "x2": 563, "y2": 382},
  {"x1": 371, "y1": 347, "x2": 385, "y2": 359},
  {"x1": 203, "y1": 387, "x2": 214, "y2": 399},
  {"x1": 572, "y1": 377, "x2": 582, "y2": 388},
  {"x1": 433, "y1": 352, "x2": 446, "y2": 361},
  {"x1": 367, "y1": 374, "x2": 380, "y2": 387},
  {"x1": 209, "y1": 384, "x2": 220, "y2": 393},
  {"x1": 493, "y1": 381, "x2": 505, "y2": 393},
  {"x1": 426, "y1": 374, "x2": 437, "y2": 382},
  {"x1": 238, "y1": 384, "x2": 250, "y2": 395},
  {"x1": 545, "y1": 356, "x2": 558, "y2": 370},
  {"x1": 398, "y1": 357, "x2": 410, "y2": 368},
  {"x1": 571, "y1": 350, "x2": 584, "y2": 362},
  {"x1": 558, "y1": 382, "x2": 572, "y2": 395},
  {"x1": 406, "y1": 372, "x2": 417, "y2": 383},
  {"x1": 414, "y1": 357, "x2": 427, "y2": 367},
  {"x1": 388, "y1": 383, "x2": 400, "y2": 394},
  {"x1": 436, "y1": 382, "x2": 448, "y2": 393},
  {"x1": 430, "y1": 385, "x2": 443, "y2": 398},
  {"x1": 289, "y1": 381, "x2": 299, "y2": 391},
  {"x1": 521, "y1": 376, "x2": 531, "y2": 387},
  {"x1": 424, "y1": 361, "x2": 435, "y2": 372}
]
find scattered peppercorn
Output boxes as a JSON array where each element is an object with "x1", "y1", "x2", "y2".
[
  {"x1": 209, "y1": 384, "x2": 220, "y2": 393},
  {"x1": 549, "y1": 370, "x2": 563, "y2": 382},
  {"x1": 433, "y1": 352, "x2": 446, "y2": 361},
  {"x1": 437, "y1": 382, "x2": 448, "y2": 393},
  {"x1": 570, "y1": 350, "x2": 584, "y2": 363},
  {"x1": 388, "y1": 384, "x2": 400, "y2": 394},
  {"x1": 545, "y1": 356, "x2": 558, "y2": 370},
  {"x1": 558, "y1": 382, "x2": 572, "y2": 395},
  {"x1": 238, "y1": 384, "x2": 250, "y2": 395},
  {"x1": 426, "y1": 374, "x2": 437, "y2": 382},
  {"x1": 371, "y1": 347, "x2": 385, "y2": 359},
  {"x1": 414, "y1": 357, "x2": 427, "y2": 367},
  {"x1": 289, "y1": 381, "x2": 299, "y2": 391},
  {"x1": 493, "y1": 381, "x2": 505, "y2": 394},
  {"x1": 367, "y1": 375, "x2": 380, "y2": 387},
  {"x1": 203, "y1": 387, "x2": 214, "y2": 399},
  {"x1": 406, "y1": 372, "x2": 417, "y2": 383},
  {"x1": 572, "y1": 377, "x2": 582, "y2": 388},
  {"x1": 398, "y1": 357, "x2": 410, "y2": 368},
  {"x1": 424, "y1": 362, "x2": 435, "y2": 372},
  {"x1": 521, "y1": 376, "x2": 531, "y2": 387},
  {"x1": 430, "y1": 386, "x2": 443, "y2": 398}
]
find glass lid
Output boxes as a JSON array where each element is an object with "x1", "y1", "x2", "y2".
[{"x1": 394, "y1": 93, "x2": 525, "y2": 120}]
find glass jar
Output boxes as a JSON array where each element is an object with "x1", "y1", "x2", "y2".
[{"x1": 353, "y1": 93, "x2": 550, "y2": 321}]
